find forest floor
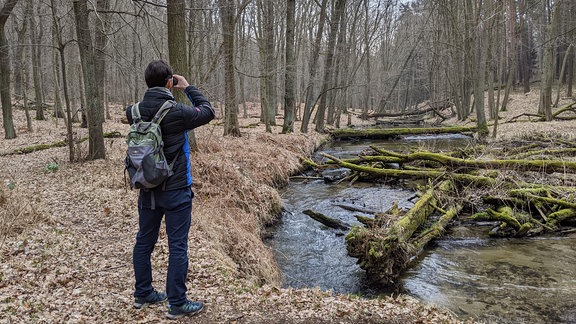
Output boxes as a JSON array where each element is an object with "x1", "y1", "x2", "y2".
[{"x1": 0, "y1": 88, "x2": 574, "y2": 323}]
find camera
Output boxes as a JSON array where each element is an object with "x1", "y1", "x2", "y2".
[{"x1": 172, "y1": 77, "x2": 178, "y2": 86}]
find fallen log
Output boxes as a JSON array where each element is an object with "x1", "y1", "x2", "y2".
[
  {"x1": 346, "y1": 180, "x2": 452, "y2": 286},
  {"x1": 548, "y1": 209, "x2": 576, "y2": 229},
  {"x1": 369, "y1": 146, "x2": 576, "y2": 174},
  {"x1": 0, "y1": 131, "x2": 124, "y2": 156},
  {"x1": 411, "y1": 204, "x2": 463, "y2": 251},
  {"x1": 321, "y1": 153, "x2": 497, "y2": 187},
  {"x1": 336, "y1": 203, "x2": 376, "y2": 214},
  {"x1": 509, "y1": 188, "x2": 576, "y2": 209},
  {"x1": 303, "y1": 209, "x2": 350, "y2": 231},
  {"x1": 354, "y1": 215, "x2": 376, "y2": 227},
  {"x1": 329, "y1": 126, "x2": 477, "y2": 139}
]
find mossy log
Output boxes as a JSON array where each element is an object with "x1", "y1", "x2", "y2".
[
  {"x1": 346, "y1": 180, "x2": 452, "y2": 286},
  {"x1": 411, "y1": 204, "x2": 463, "y2": 251},
  {"x1": 321, "y1": 153, "x2": 497, "y2": 187},
  {"x1": 369, "y1": 147, "x2": 576, "y2": 174},
  {"x1": 354, "y1": 215, "x2": 376, "y2": 227},
  {"x1": 552, "y1": 101, "x2": 576, "y2": 120},
  {"x1": 303, "y1": 210, "x2": 350, "y2": 231},
  {"x1": 547, "y1": 209, "x2": 576, "y2": 229},
  {"x1": 509, "y1": 189, "x2": 576, "y2": 209},
  {"x1": 1, "y1": 131, "x2": 124, "y2": 156},
  {"x1": 509, "y1": 147, "x2": 576, "y2": 160},
  {"x1": 485, "y1": 206, "x2": 522, "y2": 231},
  {"x1": 386, "y1": 181, "x2": 449, "y2": 241},
  {"x1": 471, "y1": 197, "x2": 562, "y2": 235},
  {"x1": 10, "y1": 140, "x2": 68, "y2": 155},
  {"x1": 329, "y1": 126, "x2": 477, "y2": 139}
]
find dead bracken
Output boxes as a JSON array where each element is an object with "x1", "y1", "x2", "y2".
[{"x1": 0, "y1": 89, "x2": 574, "y2": 322}]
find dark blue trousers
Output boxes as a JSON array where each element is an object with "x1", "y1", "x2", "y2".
[{"x1": 133, "y1": 187, "x2": 192, "y2": 306}]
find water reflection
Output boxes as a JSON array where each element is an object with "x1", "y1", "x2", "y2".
[{"x1": 404, "y1": 236, "x2": 576, "y2": 323}]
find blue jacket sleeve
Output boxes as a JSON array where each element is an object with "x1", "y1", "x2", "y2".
[{"x1": 181, "y1": 85, "x2": 215, "y2": 130}]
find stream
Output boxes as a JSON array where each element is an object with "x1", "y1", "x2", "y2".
[{"x1": 267, "y1": 135, "x2": 576, "y2": 323}]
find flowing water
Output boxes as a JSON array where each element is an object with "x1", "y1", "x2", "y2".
[{"x1": 268, "y1": 135, "x2": 576, "y2": 323}]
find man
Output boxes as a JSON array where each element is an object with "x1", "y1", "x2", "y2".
[{"x1": 127, "y1": 59, "x2": 215, "y2": 319}]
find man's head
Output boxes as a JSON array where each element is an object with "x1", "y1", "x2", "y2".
[{"x1": 144, "y1": 59, "x2": 173, "y2": 88}]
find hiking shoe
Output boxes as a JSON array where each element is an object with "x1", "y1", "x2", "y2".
[
  {"x1": 166, "y1": 300, "x2": 204, "y2": 320},
  {"x1": 134, "y1": 290, "x2": 167, "y2": 309}
]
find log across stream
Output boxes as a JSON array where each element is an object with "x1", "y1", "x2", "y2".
[{"x1": 267, "y1": 134, "x2": 576, "y2": 323}]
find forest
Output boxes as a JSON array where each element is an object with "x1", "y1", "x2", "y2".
[
  {"x1": 0, "y1": 0, "x2": 574, "y2": 151},
  {"x1": 0, "y1": 0, "x2": 576, "y2": 322}
]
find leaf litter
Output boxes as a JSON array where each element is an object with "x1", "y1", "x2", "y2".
[{"x1": 2, "y1": 90, "x2": 574, "y2": 323}]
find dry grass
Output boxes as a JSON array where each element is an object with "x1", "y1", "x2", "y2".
[{"x1": 3, "y1": 87, "x2": 573, "y2": 322}]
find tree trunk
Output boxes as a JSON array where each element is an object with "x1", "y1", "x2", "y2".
[
  {"x1": 301, "y1": 0, "x2": 328, "y2": 133},
  {"x1": 168, "y1": 0, "x2": 199, "y2": 151},
  {"x1": 329, "y1": 125, "x2": 477, "y2": 139},
  {"x1": 50, "y1": 0, "x2": 75, "y2": 162},
  {"x1": 303, "y1": 210, "x2": 350, "y2": 231},
  {"x1": 30, "y1": 5, "x2": 45, "y2": 121},
  {"x1": 17, "y1": 0, "x2": 31, "y2": 131},
  {"x1": 315, "y1": 0, "x2": 346, "y2": 132},
  {"x1": 539, "y1": 1, "x2": 562, "y2": 121},
  {"x1": 73, "y1": 0, "x2": 106, "y2": 160},
  {"x1": 473, "y1": 0, "x2": 489, "y2": 138},
  {"x1": 217, "y1": 0, "x2": 240, "y2": 137},
  {"x1": 95, "y1": 0, "x2": 109, "y2": 120},
  {"x1": 346, "y1": 181, "x2": 453, "y2": 286},
  {"x1": 51, "y1": 42, "x2": 64, "y2": 119},
  {"x1": 263, "y1": 0, "x2": 276, "y2": 131},
  {"x1": 555, "y1": 44, "x2": 573, "y2": 107},
  {"x1": 0, "y1": 0, "x2": 19, "y2": 139},
  {"x1": 501, "y1": 0, "x2": 517, "y2": 112},
  {"x1": 282, "y1": 0, "x2": 296, "y2": 134}
]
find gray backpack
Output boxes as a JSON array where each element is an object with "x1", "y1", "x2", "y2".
[{"x1": 125, "y1": 100, "x2": 176, "y2": 189}]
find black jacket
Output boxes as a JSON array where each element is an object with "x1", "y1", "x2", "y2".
[{"x1": 126, "y1": 86, "x2": 215, "y2": 190}]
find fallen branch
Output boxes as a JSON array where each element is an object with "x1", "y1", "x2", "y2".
[
  {"x1": 320, "y1": 153, "x2": 497, "y2": 187},
  {"x1": 0, "y1": 131, "x2": 124, "y2": 156},
  {"x1": 303, "y1": 210, "x2": 350, "y2": 231},
  {"x1": 329, "y1": 126, "x2": 477, "y2": 139},
  {"x1": 369, "y1": 146, "x2": 576, "y2": 174}
]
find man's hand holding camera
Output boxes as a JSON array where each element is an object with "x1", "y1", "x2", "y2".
[{"x1": 171, "y1": 74, "x2": 189, "y2": 90}]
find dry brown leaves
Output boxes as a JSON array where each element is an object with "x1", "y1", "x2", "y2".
[{"x1": 9, "y1": 90, "x2": 575, "y2": 323}]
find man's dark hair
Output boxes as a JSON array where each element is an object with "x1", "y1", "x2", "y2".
[{"x1": 144, "y1": 60, "x2": 173, "y2": 88}]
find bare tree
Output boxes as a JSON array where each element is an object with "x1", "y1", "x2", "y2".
[
  {"x1": 500, "y1": 0, "x2": 517, "y2": 112},
  {"x1": 282, "y1": 0, "x2": 296, "y2": 134},
  {"x1": 95, "y1": 0, "x2": 109, "y2": 119},
  {"x1": 15, "y1": 0, "x2": 31, "y2": 131},
  {"x1": 568, "y1": 0, "x2": 575, "y2": 98},
  {"x1": 0, "y1": 0, "x2": 20, "y2": 139},
  {"x1": 473, "y1": 0, "x2": 489, "y2": 138},
  {"x1": 50, "y1": 0, "x2": 76, "y2": 162},
  {"x1": 315, "y1": 0, "x2": 346, "y2": 132},
  {"x1": 539, "y1": 0, "x2": 563, "y2": 121},
  {"x1": 30, "y1": 3, "x2": 45, "y2": 121},
  {"x1": 256, "y1": 0, "x2": 277, "y2": 132},
  {"x1": 217, "y1": 0, "x2": 240, "y2": 137},
  {"x1": 300, "y1": 0, "x2": 328, "y2": 133},
  {"x1": 73, "y1": 0, "x2": 106, "y2": 159}
]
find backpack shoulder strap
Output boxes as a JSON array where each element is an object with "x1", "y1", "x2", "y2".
[
  {"x1": 130, "y1": 102, "x2": 141, "y2": 124},
  {"x1": 152, "y1": 100, "x2": 176, "y2": 124}
]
